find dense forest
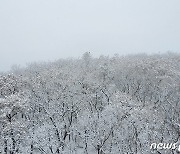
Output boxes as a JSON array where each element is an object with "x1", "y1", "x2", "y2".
[{"x1": 0, "y1": 52, "x2": 180, "y2": 154}]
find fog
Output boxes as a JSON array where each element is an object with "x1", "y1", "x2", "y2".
[{"x1": 0, "y1": 0, "x2": 180, "y2": 72}]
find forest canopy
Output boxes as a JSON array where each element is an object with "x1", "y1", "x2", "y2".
[{"x1": 0, "y1": 52, "x2": 180, "y2": 154}]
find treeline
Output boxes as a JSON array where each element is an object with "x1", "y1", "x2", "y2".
[{"x1": 0, "y1": 52, "x2": 180, "y2": 154}]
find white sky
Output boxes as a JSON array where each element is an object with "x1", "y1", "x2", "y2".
[{"x1": 0, "y1": 0, "x2": 180, "y2": 72}]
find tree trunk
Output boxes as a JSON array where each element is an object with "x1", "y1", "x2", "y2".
[{"x1": 4, "y1": 139, "x2": 8, "y2": 154}]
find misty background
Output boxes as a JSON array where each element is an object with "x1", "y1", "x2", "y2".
[{"x1": 0, "y1": 0, "x2": 180, "y2": 72}]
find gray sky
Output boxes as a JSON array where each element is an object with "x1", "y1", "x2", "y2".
[{"x1": 0, "y1": 0, "x2": 180, "y2": 72}]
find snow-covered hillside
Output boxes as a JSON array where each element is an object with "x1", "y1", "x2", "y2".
[{"x1": 0, "y1": 52, "x2": 180, "y2": 154}]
